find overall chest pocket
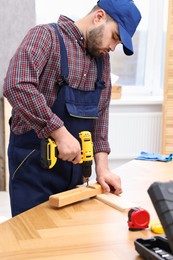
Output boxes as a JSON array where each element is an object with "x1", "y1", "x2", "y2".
[{"x1": 65, "y1": 85, "x2": 101, "y2": 119}]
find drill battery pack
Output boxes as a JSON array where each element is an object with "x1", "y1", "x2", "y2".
[
  {"x1": 40, "y1": 138, "x2": 57, "y2": 169},
  {"x1": 134, "y1": 181, "x2": 173, "y2": 259}
]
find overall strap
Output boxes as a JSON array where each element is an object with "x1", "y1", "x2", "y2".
[
  {"x1": 50, "y1": 23, "x2": 105, "y2": 89},
  {"x1": 50, "y1": 23, "x2": 69, "y2": 84}
]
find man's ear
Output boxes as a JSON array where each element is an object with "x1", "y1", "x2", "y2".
[{"x1": 93, "y1": 9, "x2": 107, "y2": 25}]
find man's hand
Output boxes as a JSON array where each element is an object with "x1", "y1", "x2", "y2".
[
  {"x1": 96, "y1": 168, "x2": 122, "y2": 195},
  {"x1": 50, "y1": 126, "x2": 81, "y2": 164},
  {"x1": 95, "y1": 152, "x2": 122, "y2": 195}
]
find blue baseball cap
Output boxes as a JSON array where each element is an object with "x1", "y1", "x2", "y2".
[{"x1": 97, "y1": 0, "x2": 141, "y2": 55}]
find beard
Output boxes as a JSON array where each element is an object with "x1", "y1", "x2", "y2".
[{"x1": 86, "y1": 24, "x2": 109, "y2": 57}]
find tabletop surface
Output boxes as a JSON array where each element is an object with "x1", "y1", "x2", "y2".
[{"x1": 0, "y1": 159, "x2": 173, "y2": 260}]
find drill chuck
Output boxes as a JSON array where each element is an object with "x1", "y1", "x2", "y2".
[{"x1": 81, "y1": 161, "x2": 92, "y2": 178}]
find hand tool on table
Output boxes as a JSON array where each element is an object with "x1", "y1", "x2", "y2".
[
  {"x1": 40, "y1": 131, "x2": 93, "y2": 186},
  {"x1": 150, "y1": 222, "x2": 164, "y2": 234},
  {"x1": 127, "y1": 207, "x2": 150, "y2": 231}
]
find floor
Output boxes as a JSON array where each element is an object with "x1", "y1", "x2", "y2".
[{"x1": 0, "y1": 191, "x2": 12, "y2": 223}]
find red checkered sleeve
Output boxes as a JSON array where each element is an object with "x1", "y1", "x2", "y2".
[
  {"x1": 3, "y1": 26, "x2": 64, "y2": 138},
  {"x1": 92, "y1": 75, "x2": 112, "y2": 155}
]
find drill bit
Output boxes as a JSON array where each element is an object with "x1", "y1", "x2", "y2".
[{"x1": 86, "y1": 177, "x2": 89, "y2": 187}]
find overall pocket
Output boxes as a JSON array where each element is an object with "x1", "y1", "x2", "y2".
[{"x1": 65, "y1": 85, "x2": 100, "y2": 119}]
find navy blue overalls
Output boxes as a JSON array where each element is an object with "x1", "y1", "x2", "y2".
[{"x1": 8, "y1": 24, "x2": 105, "y2": 216}]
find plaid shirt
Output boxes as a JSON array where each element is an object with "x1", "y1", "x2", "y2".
[{"x1": 3, "y1": 15, "x2": 112, "y2": 154}]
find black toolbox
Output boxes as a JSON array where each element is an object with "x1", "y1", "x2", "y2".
[
  {"x1": 134, "y1": 181, "x2": 173, "y2": 259},
  {"x1": 135, "y1": 236, "x2": 173, "y2": 259}
]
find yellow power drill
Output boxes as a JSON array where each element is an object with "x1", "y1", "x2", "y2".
[{"x1": 40, "y1": 131, "x2": 93, "y2": 186}]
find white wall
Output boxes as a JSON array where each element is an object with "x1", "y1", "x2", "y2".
[
  {"x1": 0, "y1": 0, "x2": 36, "y2": 98},
  {"x1": 108, "y1": 98, "x2": 162, "y2": 170}
]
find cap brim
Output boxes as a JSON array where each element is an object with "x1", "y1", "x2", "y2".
[{"x1": 119, "y1": 24, "x2": 134, "y2": 56}]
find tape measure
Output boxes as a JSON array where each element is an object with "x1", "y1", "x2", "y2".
[{"x1": 128, "y1": 207, "x2": 150, "y2": 231}]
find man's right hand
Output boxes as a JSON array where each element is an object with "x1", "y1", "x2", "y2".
[{"x1": 50, "y1": 126, "x2": 81, "y2": 164}]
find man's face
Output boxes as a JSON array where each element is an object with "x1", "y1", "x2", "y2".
[{"x1": 86, "y1": 21, "x2": 121, "y2": 57}]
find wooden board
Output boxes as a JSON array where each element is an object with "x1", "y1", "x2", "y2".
[
  {"x1": 111, "y1": 85, "x2": 122, "y2": 99},
  {"x1": 49, "y1": 182, "x2": 138, "y2": 211},
  {"x1": 96, "y1": 193, "x2": 138, "y2": 212},
  {"x1": 49, "y1": 183, "x2": 103, "y2": 208}
]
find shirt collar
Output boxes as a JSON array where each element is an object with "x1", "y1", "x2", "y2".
[{"x1": 57, "y1": 15, "x2": 85, "y2": 49}]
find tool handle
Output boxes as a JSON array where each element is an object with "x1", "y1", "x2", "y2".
[
  {"x1": 40, "y1": 138, "x2": 50, "y2": 169},
  {"x1": 40, "y1": 138, "x2": 57, "y2": 169}
]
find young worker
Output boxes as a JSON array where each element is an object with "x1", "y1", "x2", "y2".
[{"x1": 3, "y1": 0, "x2": 141, "y2": 216}]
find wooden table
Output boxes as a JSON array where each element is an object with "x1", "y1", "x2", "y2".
[{"x1": 0, "y1": 160, "x2": 173, "y2": 260}]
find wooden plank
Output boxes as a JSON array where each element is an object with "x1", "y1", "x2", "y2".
[
  {"x1": 49, "y1": 182, "x2": 138, "y2": 212},
  {"x1": 49, "y1": 183, "x2": 103, "y2": 208},
  {"x1": 96, "y1": 193, "x2": 138, "y2": 212}
]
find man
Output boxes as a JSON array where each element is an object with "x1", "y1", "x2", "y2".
[{"x1": 3, "y1": 0, "x2": 141, "y2": 216}]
